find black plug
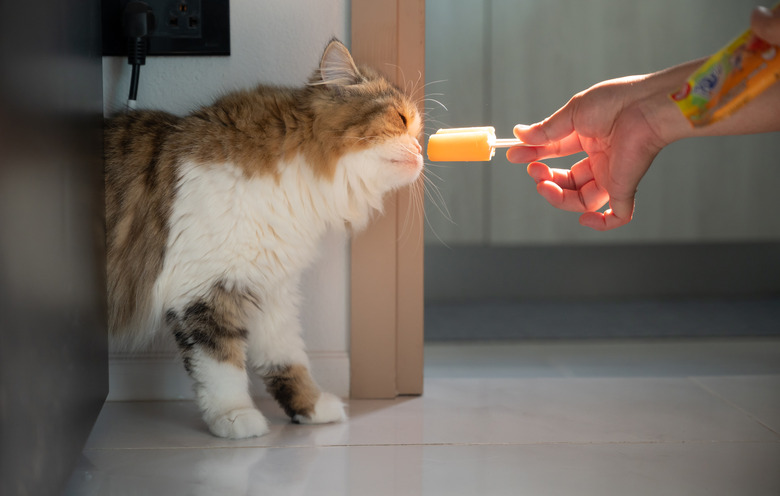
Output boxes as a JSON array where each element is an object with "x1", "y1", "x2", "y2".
[{"x1": 122, "y1": 1, "x2": 155, "y2": 110}]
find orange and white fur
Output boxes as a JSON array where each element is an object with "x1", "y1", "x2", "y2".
[{"x1": 104, "y1": 40, "x2": 423, "y2": 438}]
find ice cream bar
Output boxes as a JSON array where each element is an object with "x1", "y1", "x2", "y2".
[{"x1": 426, "y1": 127, "x2": 527, "y2": 162}]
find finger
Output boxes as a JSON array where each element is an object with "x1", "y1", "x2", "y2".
[
  {"x1": 579, "y1": 210, "x2": 631, "y2": 230},
  {"x1": 536, "y1": 179, "x2": 608, "y2": 213},
  {"x1": 506, "y1": 131, "x2": 584, "y2": 163},
  {"x1": 579, "y1": 179, "x2": 610, "y2": 211},
  {"x1": 513, "y1": 99, "x2": 577, "y2": 146},
  {"x1": 579, "y1": 196, "x2": 635, "y2": 230},
  {"x1": 569, "y1": 159, "x2": 597, "y2": 193},
  {"x1": 526, "y1": 162, "x2": 553, "y2": 183},
  {"x1": 528, "y1": 156, "x2": 597, "y2": 191},
  {"x1": 536, "y1": 181, "x2": 578, "y2": 211},
  {"x1": 751, "y1": 5, "x2": 780, "y2": 45},
  {"x1": 527, "y1": 162, "x2": 579, "y2": 190},
  {"x1": 608, "y1": 196, "x2": 636, "y2": 222},
  {"x1": 507, "y1": 145, "x2": 548, "y2": 164}
]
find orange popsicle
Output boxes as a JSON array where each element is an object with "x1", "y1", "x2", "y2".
[{"x1": 426, "y1": 127, "x2": 527, "y2": 162}]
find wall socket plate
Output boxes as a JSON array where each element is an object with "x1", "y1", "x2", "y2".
[{"x1": 102, "y1": 0, "x2": 230, "y2": 56}]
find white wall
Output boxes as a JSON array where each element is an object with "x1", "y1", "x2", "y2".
[
  {"x1": 104, "y1": 0, "x2": 351, "y2": 399},
  {"x1": 425, "y1": 0, "x2": 780, "y2": 246}
]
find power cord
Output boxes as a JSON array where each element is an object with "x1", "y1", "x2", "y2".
[{"x1": 122, "y1": 1, "x2": 155, "y2": 110}]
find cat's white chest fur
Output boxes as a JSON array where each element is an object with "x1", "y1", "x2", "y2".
[
  {"x1": 142, "y1": 141, "x2": 416, "y2": 334},
  {"x1": 154, "y1": 157, "x2": 330, "y2": 313}
]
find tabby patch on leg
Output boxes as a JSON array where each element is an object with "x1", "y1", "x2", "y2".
[
  {"x1": 263, "y1": 364, "x2": 346, "y2": 424},
  {"x1": 168, "y1": 286, "x2": 268, "y2": 439},
  {"x1": 169, "y1": 285, "x2": 250, "y2": 372}
]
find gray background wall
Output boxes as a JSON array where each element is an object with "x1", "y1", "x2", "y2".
[
  {"x1": 425, "y1": 0, "x2": 780, "y2": 246},
  {"x1": 424, "y1": 0, "x2": 780, "y2": 307}
]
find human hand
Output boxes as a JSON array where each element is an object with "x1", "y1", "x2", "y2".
[
  {"x1": 507, "y1": 77, "x2": 672, "y2": 230},
  {"x1": 508, "y1": 4, "x2": 780, "y2": 231}
]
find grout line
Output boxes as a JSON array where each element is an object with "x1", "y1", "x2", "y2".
[
  {"x1": 688, "y1": 376, "x2": 780, "y2": 439},
  {"x1": 81, "y1": 438, "x2": 778, "y2": 452}
]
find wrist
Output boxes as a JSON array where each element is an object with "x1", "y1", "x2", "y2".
[
  {"x1": 632, "y1": 90, "x2": 697, "y2": 148},
  {"x1": 631, "y1": 57, "x2": 730, "y2": 144}
]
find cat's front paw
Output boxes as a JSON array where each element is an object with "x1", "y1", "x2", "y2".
[
  {"x1": 207, "y1": 407, "x2": 270, "y2": 439},
  {"x1": 293, "y1": 392, "x2": 347, "y2": 425}
]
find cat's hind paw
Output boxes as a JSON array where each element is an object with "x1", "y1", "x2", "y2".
[
  {"x1": 293, "y1": 392, "x2": 347, "y2": 425},
  {"x1": 207, "y1": 407, "x2": 269, "y2": 439}
]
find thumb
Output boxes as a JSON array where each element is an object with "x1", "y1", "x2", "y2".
[
  {"x1": 579, "y1": 196, "x2": 636, "y2": 231},
  {"x1": 608, "y1": 196, "x2": 636, "y2": 225},
  {"x1": 751, "y1": 5, "x2": 780, "y2": 45},
  {"x1": 513, "y1": 99, "x2": 576, "y2": 145}
]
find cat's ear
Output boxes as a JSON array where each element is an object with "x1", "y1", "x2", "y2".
[{"x1": 312, "y1": 39, "x2": 361, "y2": 86}]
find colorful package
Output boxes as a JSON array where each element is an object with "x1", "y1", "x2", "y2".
[{"x1": 671, "y1": 17, "x2": 780, "y2": 127}]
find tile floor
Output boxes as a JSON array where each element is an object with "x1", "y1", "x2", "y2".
[{"x1": 66, "y1": 339, "x2": 780, "y2": 496}]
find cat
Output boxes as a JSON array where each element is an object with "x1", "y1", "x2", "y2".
[{"x1": 104, "y1": 39, "x2": 423, "y2": 439}]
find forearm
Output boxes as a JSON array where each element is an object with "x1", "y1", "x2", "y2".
[
  {"x1": 636, "y1": 58, "x2": 708, "y2": 96},
  {"x1": 635, "y1": 58, "x2": 780, "y2": 145},
  {"x1": 685, "y1": 79, "x2": 780, "y2": 137}
]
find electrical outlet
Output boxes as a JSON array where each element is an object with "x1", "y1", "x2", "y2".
[
  {"x1": 102, "y1": 0, "x2": 230, "y2": 56},
  {"x1": 157, "y1": 0, "x2": 202, "y2": 39}
]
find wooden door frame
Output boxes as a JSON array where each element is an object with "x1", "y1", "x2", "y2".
[{"x1": 350, "y1": 0, "x2": 425, "y2": 398}]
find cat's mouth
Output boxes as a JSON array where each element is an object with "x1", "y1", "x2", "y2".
[
  {"x1": 389, "y1": 138, "x2": 424, "y2": 173},
  {"x1": 367, "y1": 138, "x2": 423, "y2": 187},
  {"x1": 389, "y1": 150, "x2": 424, "y2": 177},
  {"x1": 390, "y1": 152, "x2": 422, "y2": 167}
]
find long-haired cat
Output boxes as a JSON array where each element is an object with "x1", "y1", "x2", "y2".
[{"x1": 105, "y1": 39, "x2": 423, "y2": 438}]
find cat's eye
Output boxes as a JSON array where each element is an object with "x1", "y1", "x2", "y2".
[{"x1": 398, "y1": 112, "x2": 408, "y2": 127}]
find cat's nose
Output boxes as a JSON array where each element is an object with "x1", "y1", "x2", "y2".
[{"x1": 411, "y1": 138, "x2": 422, "y2": 154}]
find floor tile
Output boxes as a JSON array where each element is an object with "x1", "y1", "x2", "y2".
[
  {"x1": 67, "y1": 442, "x2": 780, "y2": 496},
  {"x1": 692, "y1": 375, "x2": 780, "y2": 435},
  {"x1": 69, "y1": 339, "x2": 780, "y2": 495},
  {"x1": 411, "y1": 377, "x2": 776, "y2": 445},
  {"x1": 83, "y1": 399, "x2": 347, "y2": 450},
  {"x1": 86, "y1": 375, "x2": 776, "y2": 451}
]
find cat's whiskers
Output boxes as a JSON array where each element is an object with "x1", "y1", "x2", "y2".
[
  {"x1": 418, "y1": 167, "x2": 454, "y2": 249},
  {"x1": 410, "y1": 79, "x2": 447, "y2": 109},
  {"x1": 391, "y1": 65, "x2": 447, "y2": 114},
  {"x1": 383, "y1": 63, "x2": 415, "y2": 100},
  {"x1": 420, "y1": 168, "x2": 452, "y2": 224},
  {"x1": 396, "y1": 178, "x2": 425, "y2": 250},
  {"x1": 400, "y1": 76, "x2": 458, "y2": 248},
  {"x1": 420, "y1": 97, "x2": 448, "y2": 113},
  {"x1": 392, "y1": 155, "x2": 454, "y2": 249},
  {"x1": 411, "y1": 175, "x2": 445, "y2": 250},
  {"x1": 412, "y1": 79, "x2": 448, "y2": 111},
  {"x1": 315, "y1": 69, "x2": 453, "y2": 246},
  {"x1": 409, "y1": 73, "x2": 447, "y2": 109},
  {"x1": 406, "y1": 69, "x2": 425, "y2": 105}
]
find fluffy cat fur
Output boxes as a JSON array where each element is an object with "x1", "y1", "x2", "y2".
[{"x1": 105, "y1": 40, "x2": 423, "y2": 438}]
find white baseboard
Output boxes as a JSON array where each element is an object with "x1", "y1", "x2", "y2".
[{"x1": 107, "y1": 351, "x2": 350, "y2": 401}]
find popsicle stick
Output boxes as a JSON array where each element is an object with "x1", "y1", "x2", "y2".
[{"x1": 493, "y1": 138, "x2": 530, "y2": 148}]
